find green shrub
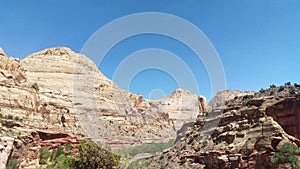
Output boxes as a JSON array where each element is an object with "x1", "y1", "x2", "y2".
[
  {"x1": 69, "y1": 140, "x2": 120, "y2": 169},
  {"x1": 6, "y1": 158, "x2": 19, "y2": 169},
  {"x1": 180, "y1": 158, "x2": 187, "y2": 165},
  {"x1": 278, "y1": 86, "x2": 285, "y2": 92},
  {"x1": 64, "y1": 143, "x2": 72, "y2": 151},
  {"x1": 46, "y1": 154, "x2": 70, "y2": 169},
  {"x1": 188, "y1": 137, "x2": 194, "y2": 144},
  {"x1": 243, "y1": 95, "x2": 253, "y2": 100},
  {"x1": 127, "y1": 161, "x2": 148, "y2": 169},
  {"x1": 46, "y1": 146, "x2": 71, "y2": 169},
  {"x1": 13, "y1": 116, "x2": 21, "y2": 121},
  {"x1": 272, "y1": 143, "x2": 300, "y2": 169},
  {"x1": 7, "y1": 114, "x2": 13, "y2": 120},
  {"x1": 51, "y1": 146, "x2": 64, "y2": 161},
  {"x1": 289, "y1": 86, "x2": 296, "y2": 94},
  {"x1": 203, "y1": 141, "x2": 208, "y2": 146},
  {"x1": 195, "y1": 146, "x2": 201, "y2": 152},
  {"x1": 40, "y1": 147, "x2": 51, "y2": 164},
  {"x1": 41, "y1": 141, "x2": 120, "y2": 169},
  {"x1": 259, "y1": 88, "x2": 265, "y2": 93}
]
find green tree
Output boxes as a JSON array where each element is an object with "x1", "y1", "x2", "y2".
[
  {"x1": 272, "y1": 143, "x2": 300, "y2": 169},
  {"x1": 69, "y1": 140, "x2": 120, "y2": 169}
]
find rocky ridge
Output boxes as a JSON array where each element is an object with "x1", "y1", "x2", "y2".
[
  {"x1": 144, "y1": 84, "x2": 300, "y2": 169},
  {"x1": 209, "y1": 90, "x2": 255, "y2": 109},
  {"x1": 20, "y1": 47, "x2": 208, "y2": 147},
  {"x1": 0, "y1": 47, "x2": 208, "y2": 167}
]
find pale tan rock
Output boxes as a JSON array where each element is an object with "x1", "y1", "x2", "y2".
[
  {"x1": 0, "y1": 47, "x2": 208, "y2": 151},
  {"x1": 209, "y1": 90, "x2": 255, "y2": 109},
  {"x1": 0, "y1": 46, "x2": 209, "y2": 167}
]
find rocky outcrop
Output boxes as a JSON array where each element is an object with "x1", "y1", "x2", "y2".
[
  {"x1": 0, "y1": 119, "x2": 80, "y2": 168},
  {"x1": 0, "y1": 48, "x2": 45, "y2": 168},
  {"x1": 145, "y1": 86, "x2": 300, "y2": 169},
  {"x1": 209, "y1": 90, "x2": 255, "y2": 109},
  {"x1": 0, "y1": 47, "x2": 209, "y2": 167},
  {"x1": 0, "y1": 47, "x2": 208, "y2": 152},
  {"x1": 36, "y1": 129, "x2": 80, "y2": 148},
  {"x1": 0, "y1": 136, "x2": 14, "y2": 169},
  {"x1": 266, "y1": 96, "x2": 300, "y2": 140}
]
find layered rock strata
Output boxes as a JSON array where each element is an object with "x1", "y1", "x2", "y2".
[
  {"x1": 145, "y1": 86, "x2": 300, "y2": 169},
  {"x1": 0, "y1": 47, "x2": 208, "y2": 150}
]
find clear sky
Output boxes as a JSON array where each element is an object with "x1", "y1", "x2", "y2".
[{"x1": 0, "y1": 0, "x2": 299, "y2": 100}]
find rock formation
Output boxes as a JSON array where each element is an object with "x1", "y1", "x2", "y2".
[
  {"x1": 266, "y1": 97, "x2": 300, "y2": 140},
  {"x1": 2, "y1": 46, "x2": 299, "y2": 168},
  {"x1": 209, "y1": 90, "x2": 255, "y2": 109},
  {"x1": 0, "y1": 47, "x2": 208, "y2": 167},
  {"x1": 0, "y1": 118, "x2": 80, "y2": 168},
  {"x1": 20, "y1": 47, "x2": 208, "y2": 147},
  {"x1": 144, "y1": 85, "x2": 300, "y2": 169}
]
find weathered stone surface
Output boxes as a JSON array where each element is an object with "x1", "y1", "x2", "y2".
[
  {"x1": 0, "y1": 47, "x2": 208, "y2": 143},
  {"x1": 0, "y1": 122, "x2": 80, "y2": 169},
  {"x1": 145, "y1": 87, "x2": 300, "y2": 169},
  {"x1": 0, "y1": 47, "x2": 209, "y2": 167},
  {"x1": 266, "y1": 96, "x2": 300, "y2": 140},
  {"x1": 209, "y1": 90, "x2": 255, "y2": 109}
]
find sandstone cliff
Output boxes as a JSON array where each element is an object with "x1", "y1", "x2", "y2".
[
  {"x1": 144, "y1": 84, "x2": 300, "y2": 169},
  {"x1": 20, "y1": 47, "x2": 208, "y2": 147},
  {"x1": 0, "y1": 47, "x2": 208, "y2": 167}
]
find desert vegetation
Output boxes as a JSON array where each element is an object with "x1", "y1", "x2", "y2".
[
  {"x1": 38, "y1": 141, "x2": 120, "y2": 169},
  {"x1": 272, "y1": 143, "x2": 300, "y2": 169},
  {"x1": 116, "y1": 139, "x2": 174, "y2": 156}
]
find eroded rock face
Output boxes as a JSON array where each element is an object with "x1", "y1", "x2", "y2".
[
  {"x1": 0, "y1": 47, "x2": 209, "y2": 167},
  {"x1": 0, "y1": 47, "x2": 208, "y2": 151},
  {"x1": 0, "y1": 136, "x2": 14, "y2": 169},
  {"x1": 145, "y1": 88, "x2": 300, "y2": 169},
  {"x1": 209, "y1": 90, "x2": 255, "y2": 109},
  {"x1": 266, "y1": 96, "x2": 300, "y2": 140},
  {"x1": 0, "y1": 123, "x2": 80, "y2": 169}
]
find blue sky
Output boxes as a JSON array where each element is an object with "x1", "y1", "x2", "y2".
[{"x1": 0, "y1": 0, "x2": 299, "y2": 100}]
